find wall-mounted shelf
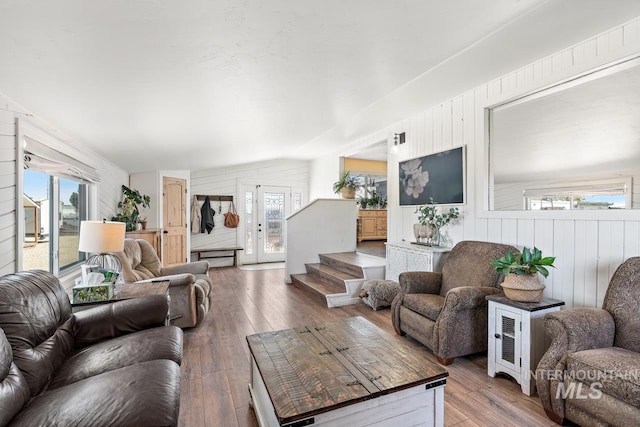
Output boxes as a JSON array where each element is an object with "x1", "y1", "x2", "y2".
[{"x1": 195, "y1": 195, "x2": 233, "y2": 202}]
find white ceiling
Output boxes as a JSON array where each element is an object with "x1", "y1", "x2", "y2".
[{"x1": 1, "y1": 1, "x2": 640, "y2": 173}]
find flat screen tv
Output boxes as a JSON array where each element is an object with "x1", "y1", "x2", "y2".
[{"x1": 399, "y1": 146, "x2": 465, "y2": 206}]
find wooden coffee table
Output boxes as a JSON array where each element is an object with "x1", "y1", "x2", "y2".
[{"x1": 247, "y1": 316, "x2": 448, "y2": 427}]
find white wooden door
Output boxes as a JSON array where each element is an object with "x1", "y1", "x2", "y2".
[
  {"x1": 162, "y1": 177, "x2": 187, "y2": 267},
  {"x1": 242, "y1": 184, "x2": 303, "y2": 264},
  {"x1": 256, "y1": 185, "x2": 289, "y2": 263}
]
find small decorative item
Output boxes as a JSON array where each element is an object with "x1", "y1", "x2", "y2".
[
  {"x1": 332, "y1": 171, "x2": 359, "y2": 199},
  {"x1": 139, "y1": 217, "x2": 147, "y2": 230},
  {"x1": 414, "y1": 198, "x2": 460, "y2": 247},
  {"x1": 490, "y1": 247, "x2": 556, "y2": 302},
  {"x1": 413, "y1": 223, "x2": 433, "y2": 243}
]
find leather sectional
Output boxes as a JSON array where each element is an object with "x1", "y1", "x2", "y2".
[{"x1": 0, "y1": 270, "x2": 183, "y2": 426}]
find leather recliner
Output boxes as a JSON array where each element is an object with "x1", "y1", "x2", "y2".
[
  {"x1": 0, "y1": 270, "x2": 183, "y2": 426},
  {"x1": 116, "y1": 238, "x2": 213, "y2": 328}
]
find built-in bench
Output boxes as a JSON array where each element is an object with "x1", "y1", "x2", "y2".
[{"x1": 191, "y1": 247, "x2": 244, "y2": 267}]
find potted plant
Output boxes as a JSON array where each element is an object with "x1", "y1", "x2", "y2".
[
  {"x1": 414, "y1": 198, "x2": 460, "y2": 247},
  {"x1": 332, "y1": 171, "x2": 358, "y2": 199},
  {"x1": 357, "y1": 196, "x2": 368, "y2": 209},
  {"x1": 111, "y1": 185, "x2": 151, "y2": 231},
  {"x1": 366, "y1": 190, "x2": 380, "y2": 209},
  {"x1": 138, "y1": 217, "x2": 148, "y2": 230},
  {"x1": 490, "y1": 246, "x2": 556, "y2": 302}
]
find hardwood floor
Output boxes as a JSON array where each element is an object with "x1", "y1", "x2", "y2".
[{"x1": 179, "y1": 266, "x2": 557, "y2": 427}]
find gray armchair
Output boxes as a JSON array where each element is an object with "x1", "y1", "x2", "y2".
[
  {"x1": 116, "y1": 238, "x2": 213, "y2": 328},
  {"x1": 536, "y1": 257, "x2": 640, "y2": 426},
  {"x1": 391, "y1": 240, "x2": 517, "y2": 365}
]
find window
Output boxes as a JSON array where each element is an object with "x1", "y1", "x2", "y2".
[
  {"x1": 23, "y1": 171, "x2": 88, "y2": 272},
  {"x1": 20, "y1": 130, "x2": 99, "y2": 275},
  {"x1": 522, "y1": 178, "x2": 631, "y2": 210}
]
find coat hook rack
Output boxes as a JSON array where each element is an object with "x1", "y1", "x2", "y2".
[{"x1": 195, "y1": 194, "x2": 234, "y2": 202}]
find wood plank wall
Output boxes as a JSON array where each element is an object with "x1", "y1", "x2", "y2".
[
  {"x1": 190, "y1": 159, "x2": 310, "y2": 265},
  {"x1": 0, "y1": 108, "x2": 17, "y2": 275},
  {"x1": 0, "y1": 93, "x2": 128, "y2": 276},
  {"x1": 348, "y1": 18, "x2": 640, "y2": 309}
]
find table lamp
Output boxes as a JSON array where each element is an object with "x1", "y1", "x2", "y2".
[{"x1": 78, "y1": 219, "x2": 126, "y2": 272}]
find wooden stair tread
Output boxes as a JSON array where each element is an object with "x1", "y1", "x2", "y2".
[
  {"x1": 321, "y1": 252, "x2": 386, "y2": 268},
  {"x1": 290, "y1": 274, "x2": 346, "y2": 296},
  {"x1": 305, "y1": 263, "x2": 362, "y2": 281}
]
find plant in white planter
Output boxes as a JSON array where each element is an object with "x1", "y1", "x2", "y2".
[{"x1": 490, "y1": 246, "x2": 556, "y2": 302}]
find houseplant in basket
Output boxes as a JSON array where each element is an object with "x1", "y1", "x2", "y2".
[
  {"x1": 332, "y1": 171, "x2": 359, "y2": 199},
  {"x1": 490, "y1": 246, "x2": 556, "y2": 302}
]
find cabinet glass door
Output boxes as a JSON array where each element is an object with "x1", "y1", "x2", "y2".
[{"x1": 495, "y1": 307, "x2": 521, "y2": 377}]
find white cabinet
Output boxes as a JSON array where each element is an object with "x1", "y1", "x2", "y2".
[
  {"x1": 385, "y1": 242, "x2": 450, "y2": 281},
  {"x1": 487, "y1": 295, "x2": 565, "y2": 396}
]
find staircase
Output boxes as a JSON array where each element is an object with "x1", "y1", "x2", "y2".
[{"x1": 290, "y1": 251, "x2": 386, "y2": 307}]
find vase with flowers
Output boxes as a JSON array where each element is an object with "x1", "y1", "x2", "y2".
[{"x1": 414, "y1": 198, "x2": 460, "y2": 247}]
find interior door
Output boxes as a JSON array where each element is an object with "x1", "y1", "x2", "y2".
[{"x1": 162, "y1": 177, "x2": 187, "y2": 267}]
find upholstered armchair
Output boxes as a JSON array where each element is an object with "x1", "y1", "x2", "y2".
[
  {"x1": 536, "y1": 257, "x2": 640, "y2": 426},
  {"x1": 391, "y1": 240, "x2": 517, "y2": 365},
  {"x1": 116, "y1": 238, "x2": 213, "y2": 328}
]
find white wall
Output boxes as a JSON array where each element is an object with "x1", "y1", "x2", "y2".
[
  {"x1": 319, "y1": 17, "x2": 640, "y2": 309},
  {"x1": 0, "y1": 92, "x2": 128, "y2": 277},
  {"x1": 190, "y1": 158, "x2": 310, "y2": 265}
]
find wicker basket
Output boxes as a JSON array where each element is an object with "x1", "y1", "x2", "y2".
[{"x1": 501, "y1": 273, "x2": 545, "y2": 302}]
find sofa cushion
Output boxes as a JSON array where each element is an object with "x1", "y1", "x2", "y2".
[
  {"x1": 602, "y1": 257, "x2": 640, "y2": 353},
  {"x1": 403, "y1": 293, "x2": 445, "y2": 321},
  {"x1": 440, "y1": 241, "x2": 516, "y2": 295},
  {"x1": 47, "y1": 326, "x2": 183, "y2": 390},
  {"x1": 0, "y1": 270, "x2": 74, "y2": 396},
  {"x1": 118, "y1": 239, "x2": 162, "y2": 282},
  {"x1": 8, "y1": 359, "x2": 181, "y2": 427},
  {"x1": 0, "y1": 328, "x2": 31, "y2": 427},
  {"x1": 567, "y1": 347, "x2": 640, "y2": 407}
]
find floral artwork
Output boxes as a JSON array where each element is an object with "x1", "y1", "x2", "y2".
[
  {"x1": 399, "y1": 146, "x2": 465, "y2": 206},
  {"x1": 400, "y1": 159, "x2": 429, "y2": 198}
]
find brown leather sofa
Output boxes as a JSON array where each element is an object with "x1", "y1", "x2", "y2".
[
  {"x1": 116, "y1": 238, "x2": 213, "y2": 328},
  {"x1": 391, "y1": 240, "x2": 517, "y2": 365},
  {"x1": 536, "y1": 257, "x2": 640, "y2": 426},
  {"x1": 0, "y1": 270, "x2": 183, "y2": 427}
]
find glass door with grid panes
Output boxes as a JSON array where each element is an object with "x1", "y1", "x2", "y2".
[{"x1": 242, "y1": 184, "x2": 303, "y2": 264}]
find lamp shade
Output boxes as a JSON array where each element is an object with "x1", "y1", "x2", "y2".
[{"x1": 78, "y1": 220, "x2": 126, "y2": 254}]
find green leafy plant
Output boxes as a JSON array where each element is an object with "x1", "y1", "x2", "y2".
[
  {"x1": 490, "y1": 246, "x2": 556, "y2": 278},
  {"x1": 415, "y1": 198, "x2": 460, "y2": 228},
  {"x1": 111, "y1": 185, "x2": 151, "y2": 231},
  {"x1": 332, "y1": 170, "x2": 359, "y2": 194}
]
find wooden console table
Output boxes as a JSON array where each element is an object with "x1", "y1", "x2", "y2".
[
  {"x1": 247, "y1": 316, "x2": 448, "y2": 426},
  {"x1": 126, "y1": 228, "x2": 162, "y2": 261}
]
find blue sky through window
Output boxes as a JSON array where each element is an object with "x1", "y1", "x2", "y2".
[{"x1": 24, "y1": 170, "x2": 78, "y2": 205}]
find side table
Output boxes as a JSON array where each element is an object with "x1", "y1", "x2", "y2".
[
  {"x1": 71, "y1": 281, "x2": 171, "y2": 324},
  {"x1": 486, "y1": 294, "x2": 565, "y2": 396}
]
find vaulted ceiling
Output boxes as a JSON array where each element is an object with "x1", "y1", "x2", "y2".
[{"x1": 1, "y1": 0, "x2": 639, "y2": 173}]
